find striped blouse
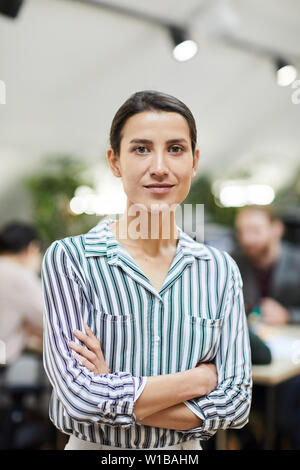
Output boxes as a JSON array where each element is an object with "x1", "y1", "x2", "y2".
[{"x1": 41, "y1": 216, "x2": 252, "y2": 448}]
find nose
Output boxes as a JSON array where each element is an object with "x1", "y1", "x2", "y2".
[{"x1": 149, "y1": 150, "x2": 169, "y2": 178}]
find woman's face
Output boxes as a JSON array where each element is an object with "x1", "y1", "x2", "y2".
[
  {"x1": 107, "y1": 111, "x2": 199, "y2": 210},
  {"x1": 107, "y1": 111, "x2": 200, "y2": 214}
]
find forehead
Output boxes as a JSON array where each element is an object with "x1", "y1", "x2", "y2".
[
  {"x1": 236, "y1": 210, "x2": 272, "y2": 227},
  {"x1": 121, "y1": 111, "x2": 191, "y2": 141}
]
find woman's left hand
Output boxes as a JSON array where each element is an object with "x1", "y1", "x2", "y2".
[{"x1": 68, "y1": 323, "x2": 110, "y2": 374}]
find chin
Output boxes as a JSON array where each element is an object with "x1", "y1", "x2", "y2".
[{"x1": 244, "y1": 250, "x2": 262, "y2": 260}]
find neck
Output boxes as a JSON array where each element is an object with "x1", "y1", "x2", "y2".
[
  {"x1": 0, "y1": 252, "x2": 27, "y2": 266},
  {"x1": 112, "y1": 203, "x2": 180, "y2": 257}
]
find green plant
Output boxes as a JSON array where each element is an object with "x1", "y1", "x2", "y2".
[
  {"x1": 273, "y1": 168, "x2": 300, "y2": 210},
  {"x1": 183, "y1": 174, "x2": 238, "y2": 226},
  {"x1": 23, "y1": 154, "x2": 101, "y2": 250}
]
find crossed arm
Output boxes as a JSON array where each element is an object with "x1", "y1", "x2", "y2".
[{"x1": 69, "y1": 324, "x2": 218, "y2": 430}]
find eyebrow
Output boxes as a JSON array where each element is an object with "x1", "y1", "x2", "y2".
[{"x1": 129, "y1": 138, "x2": 189, "y2": 145}]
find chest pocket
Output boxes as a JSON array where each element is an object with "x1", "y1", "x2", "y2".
[
  {"x1": 181, "y1": 315, "x2": 224, "y2": 367},
  {"x1": 94, "y1": 310, "x2": 136, "y2": 373}
]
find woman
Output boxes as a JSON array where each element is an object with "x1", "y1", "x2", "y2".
[{"x1": 41, "y1": 90, "x2": 252, "y2": 450}]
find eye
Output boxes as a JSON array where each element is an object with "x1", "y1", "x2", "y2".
[
  {"x1": 169, "y1": 145, "x2": 184, "y2": 154},
  {"x1": 133, "y1": 145, "x2": 150, "y2": 154}
]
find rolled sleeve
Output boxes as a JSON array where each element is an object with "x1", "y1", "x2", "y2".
[
  {"x1": 42, "y1": 240, "x2": 147, "y2": 428},
  {"x1": 183, "y1": 256, "x2": 252, "y2": 439}
]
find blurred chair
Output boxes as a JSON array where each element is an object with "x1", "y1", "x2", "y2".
[{"x1": 0, "y1": 352, "x2": 55, "y2": 449}]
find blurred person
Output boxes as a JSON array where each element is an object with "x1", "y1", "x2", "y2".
[
  {"x1": 232, "y1": 205, "x2": 300, "y2": 449},
  {"x1": 41, "y1": 90, "x2": 252, "y2": 451},
  {"x1": 0, "y1": 221, "x2": 44, "y2": 365},
  {"x1": 232, "y1": 205, "x2": 300, "y2": 325}
]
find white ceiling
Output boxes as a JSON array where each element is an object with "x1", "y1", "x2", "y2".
[{"x1": 0, "y1": 0, "x2": 300, "y2": 221}]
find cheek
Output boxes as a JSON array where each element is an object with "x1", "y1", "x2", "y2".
[
  {"x1": 177, "y1": 172, "x2": 193, "y2": 190},
  {"x1": 172, "y1": 176, "x2": 192, "y2": 204},
  {"x1": 121, "y1": 172, "x2": 145, "y2": 201}
]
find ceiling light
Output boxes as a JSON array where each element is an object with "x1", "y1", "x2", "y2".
[
  {"x1": 169, "y1": 26, "x2": 198, "y2": 62},
  {"x1": 275, "y1": 58, "x2": 297, "y2": 87},
  {"x1": 218, "y1": 183, "x2": 275, "y2": 207}
]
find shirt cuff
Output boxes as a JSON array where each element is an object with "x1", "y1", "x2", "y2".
[
  {"x1": 183, "y1": 400, "x2": 206, "y2": 434},
  {"x1": 132, "y1": 376, "x2": 147, "y2": 424},
  {"x1": 133, "y1": 376, "x2": 148, "y2": 402},
  {"x1": 97, "y1": 374, "x2": 147, "y2": 428},
  {"x1": 184, "y1": 396, "x2": 237, "y2": 438},
  {"x1": 184, "y1": 400, "x2": 225, "y2": 441},
  {"x1": 183, "y1": 400, "x2": 226, "y2": 441}
]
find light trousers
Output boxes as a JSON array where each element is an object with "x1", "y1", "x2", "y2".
[{"x1": 64, "y1": 434, "x2": 202, "y2": 450}]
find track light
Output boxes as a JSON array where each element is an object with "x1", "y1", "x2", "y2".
[
  {"x1": 275, "y1": 57, "x2": 297, "y2": 87},
  {"x1": 0, "y1": 0, "x2": 24, "y2": 18},
  {"x1": 169, "y1": 25, "x2": 198, "y2": 62}
]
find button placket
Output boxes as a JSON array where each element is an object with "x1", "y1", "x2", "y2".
[
  {"x1": 148, "y1": 295, "x2": 155, "y2": 375},
  {"x1": 151, "y1": 297, "x2": 163, "y2": 378}
]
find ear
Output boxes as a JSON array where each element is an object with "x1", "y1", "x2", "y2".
[
  {"x1": 23, "y1": 240, "x2": 40, "y2": 257},
  {"x1": 191, "y1": 148, "x2": 200, "y2": 179},
  {"x1": 273, "y1": 219, "x2": 284, "y2": 239},
  {"x1": 107, "y1": 147, "x2": 122, "y2": 178}
]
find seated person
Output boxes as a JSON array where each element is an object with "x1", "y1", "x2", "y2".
[
  {"x1": 0, "y1": 221, "x2": 44, "y2": 366},
  {"x1": 231, "y1": 204, "x2": 300, "y2": 325}
]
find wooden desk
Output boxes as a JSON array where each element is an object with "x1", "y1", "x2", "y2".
[
  {"x1": 251, "y1": 325, "x2": 300, "y2": 449},
  {"x1": 252, "y1": 325, "x2": 300, "y2": 384}
]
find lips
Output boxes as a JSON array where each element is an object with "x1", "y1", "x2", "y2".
[
  {"x1": 144, "y1": 184, "x2": 174, "y2": 188},
  {"x1": 144, "y1": 184, "x2": 175, "y2": 194}
]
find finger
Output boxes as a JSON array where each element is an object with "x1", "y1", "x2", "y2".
[
  {"x1": 84, "y1": 325, "x2": 105, "y2": 354},
  {"x1": 84, "y1": 324, "x2": 102, "y2": 346},
  {"x1": 84, "y1": 323, "x2": 95, "y2": 338},
  {"x1": 73, "y1": 352, "x2": 96, "y2": 372},
  {"x1": 69, "y1": 341, "x2": 97, "y2": 362},
  {"x1": 74, "y1": 329, "x2": 99, "y2": 351},
  {"x1": 73, "y1": 329, "x2": 108, "y2": 370},
  {"x1": 72, "y1": 350, "x2": 110, "y2": 375}
]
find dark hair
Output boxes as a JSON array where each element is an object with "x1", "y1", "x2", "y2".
[
  {"x1": 109, "y1": 90, "x2": 197, "y2": 156},
  {"x1": 237, "y1": 205, "x2": 280, "y2": 223},
  {"x1": 0, "y1": 221, "x2": 41, "y2": 254}
]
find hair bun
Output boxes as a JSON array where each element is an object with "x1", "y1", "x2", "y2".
[{"x1": 0, "y1": 233, "x2": 10, "y2": 253}]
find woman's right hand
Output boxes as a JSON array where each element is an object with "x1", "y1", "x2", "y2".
[
  {"x1": 195, "y1": 362, "x2": 218, "y2": 396},
  {"x1": 68, "y1": 323, "x2": 110, "y2": 375}
]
